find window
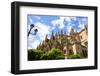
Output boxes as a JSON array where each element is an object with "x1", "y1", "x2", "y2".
[
  {"x1": 80, "y1": 36, "x2": 82, "y2": 39},
  {"x1": 82, "y1": 49, "x2": 87, "y2": 57},
  {"x1": 63, "y1": 49, "x2": 66, "y2": 54},
  {"x1": 69, "y1": 50, "x2": 73, "y2": 55}
]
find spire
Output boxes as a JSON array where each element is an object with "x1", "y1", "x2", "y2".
[
  {"x1": 61, "y1": 30, "x2": 63, "y2": 35},
  {"x1": 51, "y1": 31, "x2": 54, "y2": 36},
  {"x1": 51, "y1": 31, "x2": 54, "y2": 39},
  {"x1": 46, "y1": 34, "x2": 48, "y2": 39},
  {"x1": 84, "y1": 25, "x2": 88, "y2": 34},
  {"x1": 45, "y1": 34, "x2": 48, "y2": 42},
  {"x1": 70, "y1": 28, "x2": 75, "y2": 35},
  {"x1": 64, "y1": 30, "x2": 66, "y2": 35},
  {"x1": 85, "y1": 25, "x2": 87, "y2": 30},
  {"x1": 58, "y1": 31, "x2": 60, "y2": 36},
  {"x1": 55, "y1": 32, "x2": 58, "y2": 37}
]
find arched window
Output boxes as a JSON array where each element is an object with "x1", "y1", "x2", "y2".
[
  {"x1": 69, "y1": 50, "x2": 73, "y2": 55},
  {"x1": 63, "y1": 49, "x2": 66, "y2": 54}
]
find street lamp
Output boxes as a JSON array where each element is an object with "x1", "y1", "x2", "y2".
[
  {"x1": 34, "y1": 29, "x2": 38, "y2": 35},
  {"x1": 28, "y1": 24, "x2": 38, "y2": 37}
]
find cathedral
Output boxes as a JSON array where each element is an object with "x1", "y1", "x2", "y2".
[{"x1": 37, "y1": 25, "x2": 88, "y2": 58}]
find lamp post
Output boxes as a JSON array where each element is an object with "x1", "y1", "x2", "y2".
[
  {"x1": 34, "y1": 29, "x2": 38, "y2": 35},
  {"x1": 28, "y1": 24, "x2": 38, "y2": 37}
]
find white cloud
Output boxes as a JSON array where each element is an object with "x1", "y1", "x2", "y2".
[
  {"x1": 63, "y1": 17, "x2": 72, "y2": 22},
  {"x1": 51, "y1": 17, "x2": 78, "y2": 35},
  {"x1": 28, "y1": 34, "x2": 36, "y2": 49},
  {"x1": 35, "y1": 22, "x2": 51, "y2": 40},
  {"x1": 59, "y1": 23, "x2": 64, "y2": 29},
  {"x1": 78, "y1": 23, "x2": 84, "y2": 29},
  {"x1": 77, "y1": 17, "x2": 87, "y2": 32},
  {"x1": 28, "y1": 39, "x2": 40, "y2": 49},
  {"x1": 31, "y1": 40, "x2": 40, "y2": 49},
  {"x1": 51, "y1": 17, "x2": 76, "y2": 29},
  {"x1": 28, "y1": 34, "x2": 35, "y2": 42},
  {"x1": 51, "y1": 17, "x2": 65, "y2": 29}
]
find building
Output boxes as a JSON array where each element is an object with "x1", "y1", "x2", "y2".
[{"x1": 37, "y1": 25, "x2": 88, "y2": 58}]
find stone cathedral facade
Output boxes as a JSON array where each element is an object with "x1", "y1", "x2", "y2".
[{"x1": 37, "y1": 25, "x2": 88, "y2": 58}]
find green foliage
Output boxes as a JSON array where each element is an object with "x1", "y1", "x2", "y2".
[
  {"x1": 41, "y1": 48, "x2": 65, "y2": 60},
  {"x1": 28, "y1": 48, "x2": 65, "y2": 60},
  {"x1": 67, "y1": 54, "x2": 81, "y2": 59},
  {"x1": 41, "y1": 53, "x2": 48, "y2": 60},
  {"x1": 28, "y1": 49, "x2": 44, "y2": 60}
]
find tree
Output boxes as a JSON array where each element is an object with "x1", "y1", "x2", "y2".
[
  {"x1": 28, "y1": 49, "x2": 44, "y2": 60},
  {"x1": 67, "y1": 54, "x2": 81, "y2": 59},
  {"x1": 28, "y1": 48, "x2": 65, "y2": 60},
  {"x1": 41, "y1": 48, "x2": 65, "y2": 60}
]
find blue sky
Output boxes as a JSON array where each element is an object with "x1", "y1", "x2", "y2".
[{"x1": 27, "y1": 15, "x2": 88, "y2": 49}]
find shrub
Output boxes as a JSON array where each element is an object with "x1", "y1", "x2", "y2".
[
  {"x1": 50, "y1": 48, "x2": 65, "y2": 59},
  {"x1": 41, "y1": 53, "x2": 49, "y2": 60},
  {"x1": 55, "y1": 56, "x2": 65, "y2": 59},
  {"x1": 28, "y1": 48, "x2": 65, "y2": 60},
  {"x1": 41, "y1": 48, "x2": 65, "y2": 60},
  {"x1": 67, "y1": 54, "x2": 81, "y2": 59},
  {"x1": 28, "y1": 49, "x2": 44, "y2": 60}
]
